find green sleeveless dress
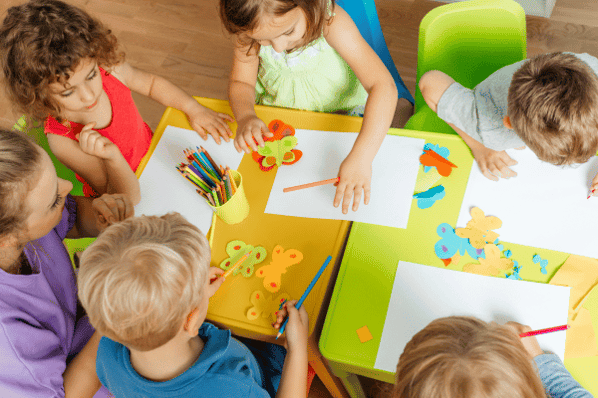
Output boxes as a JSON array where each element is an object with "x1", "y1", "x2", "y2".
[{"x1": 255, "y1": 31, "x2": 368, "y2": 115}]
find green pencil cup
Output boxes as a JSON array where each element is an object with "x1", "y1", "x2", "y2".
[{"x1": 208, "y1": 169, "x2": 250, "y2": 224}]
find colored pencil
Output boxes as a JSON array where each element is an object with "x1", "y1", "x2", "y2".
[
  {"x1": 277, "y1": 255, "x2": 333, "y2": 339},
  {"x1": 519, "y1": 324, "x2": 569, "y2": 338},
  {"x1": 588, "y1": 189, "x2": 595, "y2": 199},
  {"x1": 283, "y1": 177, "x2": 340, "y2": 193},
  {"x1": 226, "y1": 167, "x2": 237, "y2": 193},
  {"x1": 223, "y1": 175, "x2": 232, "y2": 200},
  {"x1": 200, "y1": 146, "x2": 223, "y2": 178},
  {"x1": 222, "y1": 250, "x2": 253, "y2": 279}
]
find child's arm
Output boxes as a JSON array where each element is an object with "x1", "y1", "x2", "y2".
[
  {"x1": 273, "y1": 300, "x2": 309, "y2": 398},
  {"x1": 110, "y1": 62, "x2": 234, "y2": 144},
  {"x1": 228, "y1": 42, "x2": 273, "y2": 153},
  {"x1": 47, "y1": 123, "x2": 141, "y2": 204},
  {"x1": 67, "y1": 193, "x2": 134, "y2": 239},
  {"x1": 63, "y1": 332, "x2": 102, "y2": 398},
  {"x1": 419, "y1": 70, "x2": 518, "y2": 181},
  {"x1": 324, "y1": 6, "x2": 398, "y2": 214}
]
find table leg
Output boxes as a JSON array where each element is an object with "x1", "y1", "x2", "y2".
[{"x1": 308, "y1": 339, "x2": 351, "y2": 398}]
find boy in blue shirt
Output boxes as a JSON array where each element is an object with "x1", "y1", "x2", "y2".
[
  {"x1": 419, "y1": 52, "x2": 598, "y2": 191},
  {"x1": 78, "y1": 213, "x2": 309, "y2": 398}
]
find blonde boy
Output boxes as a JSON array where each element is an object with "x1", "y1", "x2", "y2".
[
  {"x1": 419, "y1": 52, "x2": 598, "y2": 186},
  {"x1": 78, "y1": 213, "x2": 309, "y2": 398}
]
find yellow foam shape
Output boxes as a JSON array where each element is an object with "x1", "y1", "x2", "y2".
[
  {"x1": 414, "y1": 168, "x2": 442, "y2": 193},
  {"x1": 246, "y1": 290, "x2": 290, "y2": 322},
  {"x1": 256, "y1": 245, "x2": 303, "y2": 293},
  {"x1": 456, "y1": 207, "x2": 502, "y2": 249},
  {"x1": 462, "y1": 244, "x2": 512, "y2": 277},
  {"x1": 356, "y1": 325, "x2": 373, "y2": 343}
]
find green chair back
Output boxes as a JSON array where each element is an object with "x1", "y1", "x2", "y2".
[{"x1": 404, "y1": 0, "x2": 527, "y2": 134}]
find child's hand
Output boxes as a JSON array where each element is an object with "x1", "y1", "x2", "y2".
[
  {"x1": 334, "y1": 153, "x2": 372, "y2": 214},
  {"x1": 186, "y1": 103, "x2": 234, "y2": 145},
  {"x1": 76, "y1": 123, "x2": 120, "y2": 160},
  {"x1": 471, "y1": 145, "x2": 518, "y2": 181},
  {"x1": 503, "y1": 321, "x2": 544, "y2": 358},
  {"x1": 233, "y1": 115, "x2": 273, "y2": 153},
  {"x1": 91, "y1": 193, "x2": 134, "y2": 230},
  {"x1": 207, "y1": 267, "x2": 225, "y2": 295},
  {"x1": 273, "y1": 300, "x2": 309, "y2": 352}
]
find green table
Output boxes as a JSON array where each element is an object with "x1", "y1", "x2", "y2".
[{"x1": 319, "y1": 128, "x2": 598, "y2": 397}]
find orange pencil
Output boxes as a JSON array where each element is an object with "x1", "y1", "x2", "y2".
[
  {"x1": 222, "y1": 250, "x2": 252, "y2": 279},
  {"x1": 226, "y1": 167, "x2": 237, "y2": 194},
  {"x1": 283, "y1": 177, "x2": 340, "y2": 193}
]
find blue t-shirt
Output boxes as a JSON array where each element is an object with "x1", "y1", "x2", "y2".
[
  {"x1": 96, "y1": 323, "x2": 273, "y2": 398},
  {"x1": 535, "y1": 354, "x2": 593, "y2": 398}
]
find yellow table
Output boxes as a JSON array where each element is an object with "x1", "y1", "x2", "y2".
[
  {"x1": 137, "y1": 97, "x2": 365, "y2": 398},
  {"x1": 318, "y1": 130, "x2": 598, "y2": 397}
]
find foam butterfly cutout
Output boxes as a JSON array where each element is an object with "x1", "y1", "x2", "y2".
[
  {"x1": 422, "y1": 143, "x2": 451, "y2": 173},
  {"x1": 455, "y1": 207, "x2": 502, "y2": 249},
  {"x1": 533, "y1": 254, "x2": 549, "y2": 274},
  {"x1": 435, "y1": 223, "x2": 485, "y2": 266},
  {"x1": 506, "y1": 260, "x2": 523, "y2": 280},
  {"x1": 252, "y1": 120, "x2": 303, "y2": 172},
  {"x1": 246, "y1": 290, "x2": 291, "y2": 322},
  {"x1": 256, "y1": 245, "x2": 303, "y2": 293},
  {"x1": 419, "y1": 146, "x2": 457, "y2": 177},
  {"x1": 413, "y1": 185, "x2": 445, "y2": 209},
  {"x1": 463, "y1": 243, "x2": 513, "y2": 277},
  {"x1": 219, "y1": 240, "x2": 266, "y2": 278}
]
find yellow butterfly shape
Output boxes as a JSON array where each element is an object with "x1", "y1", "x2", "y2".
[
  {"x1": 246, "y1": 290, "x2": 291, "y2": 322},
  {"x1": 256, "y1": 245, "x2": 303, "y2": 293},
  {"x1": 462, "y1": 244, "x2": 513, "y2": 277},
  {"x1": 455, "y1": 207, "x2": 502, "y2": 249}
]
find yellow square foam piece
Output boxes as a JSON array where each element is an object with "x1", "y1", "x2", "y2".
[{"x1": 356, "y1": 325, "x2": 373, "y2": 343}]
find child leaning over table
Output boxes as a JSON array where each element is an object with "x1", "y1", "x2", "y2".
[
  {"x1": 391, "y1": 316, "x2": 592, "y2": 398},
  {"x1": 77, "y1": 212, "x2": 309, "y2": 398},
  {"x1": 419, "y1": 52, "x2": 598, "y2": 190}
]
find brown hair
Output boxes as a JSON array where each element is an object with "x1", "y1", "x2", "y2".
[
  {"x1": 392, "y1": 316, "x2": 546, "y2": 398},
  {"x1": 0, "y1": 129, "x2": 42, "y2": 240},
  {"x1": 219, "y1": 0, "x2": 333, "y2": 54},
  {"x1": 0, "y1": 0, "x2": 124, "y2": 121},
  {"x1": 508, "y1": 52, "x2": 598, "y2": 165},
  {"x1": 78, "y1": 213, "x2": 211, "y2": 352}
]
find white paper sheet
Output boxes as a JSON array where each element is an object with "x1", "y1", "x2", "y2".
[
  {"x1": 457, "y1": 148, "x2": 598, "y2": 257},
  {"x1": 374, "y1": 261, "x2": 570, "y2": 372},
  {"x1": 264, "y1": 130, "x2": 425, "y2": 228},
  {"x1": 136, "y1": 125, "x2": 244, "y2": 234}
]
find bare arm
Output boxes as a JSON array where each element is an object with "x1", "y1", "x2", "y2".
[
  {"x1": 67, "y1": 194, "x2": 134, "y2": 239},
  {"x1": 63, "y1": 332, "x2": 102, "y2": 398},
  {"x1": 274, "y1": 302, "x2": 308, "y2": 398}
]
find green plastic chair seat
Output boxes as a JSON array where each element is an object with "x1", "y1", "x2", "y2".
[{"x1": 404, "y1": 0, "x2": 527, "y2": 134}]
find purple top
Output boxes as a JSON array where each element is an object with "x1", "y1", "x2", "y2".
[{"x1": 0, "y1": 195, "x2": 111, "y2": 398}]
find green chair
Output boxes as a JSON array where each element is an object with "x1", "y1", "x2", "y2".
[
  {"x1": 404, "y1": 0, "x2": 527, "y2": 134},
  {"x1": 14, "y1": 116, "x2": 94, "y2": 266}
]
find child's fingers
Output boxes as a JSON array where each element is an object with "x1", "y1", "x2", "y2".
[
  {"x1": 237, "y1": 133, "x2": 251, "y2": 153},
  {"x1": 233, "y1": 137, "x2": 243, "y2": 153},
  {"x1": 205, "y1": 125, "x2": 222, "y2": 145},
  {"x1": 333, "y1": 181, "x2": 347, "y2": 209},
  {"x1": 209, "y1": 267, "x2": 225, "y2": 281},
  {"x1": 341, "y1": 183, "x2": 354, "y2": 214},
  {"x1": 352, "y1": 185, "x2": 363, "y2": 212},
  {"x1": 253, "y1": 128, "x2": 266, "y2": 148},
  {"x1": 218, "y1": 112, "x2": 235, "y2": 123},
  {"x1": 363, "y1": 184, "x2": 371, "y2": 206},
  {"x1": 92, "y1": 197, "x2": 118, "y2": 225}
]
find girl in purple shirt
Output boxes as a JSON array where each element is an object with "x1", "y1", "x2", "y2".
[{"x1": 0, "y1": 128, "x2": 134, "y2": 398}]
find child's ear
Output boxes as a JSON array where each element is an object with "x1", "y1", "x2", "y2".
[
  {"x1": 183, "y1": 308, "x2": 201, "y2": 337},
  {"x1": 503, "y1": 116, "x2": 512, "y2": 130}
]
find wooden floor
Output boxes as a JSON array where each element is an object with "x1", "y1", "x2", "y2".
[{"x1": 1, "y1": 0, "x2": 597, "y2": 396}]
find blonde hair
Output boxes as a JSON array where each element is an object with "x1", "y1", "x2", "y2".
[
  {"x1": 508, "y1": 52, "x2": 598, "y2": 165},
  {"x1": 220, "y1": 0, "x2": 333, "y2": 54},
  {"x1": 0, "y1": 129, "x2": 42, "y2": 240},
  {"x1": 78, "y1": 213, "x2": 211, "y2": 351},
  {"x1": 393, "y1": 316, "x2": 546, "y2": 398}
]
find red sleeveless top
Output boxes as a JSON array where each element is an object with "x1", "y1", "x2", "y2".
[{"x1": 45, "y1": 67, "x2": 152, "y2": 197}]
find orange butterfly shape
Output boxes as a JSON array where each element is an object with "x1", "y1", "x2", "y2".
[
  {"x1": 251, "y1": 120, "x2": 303, "y2": 172},
  {"x1": 419, "y1": 149, "x2": 457, "y2": 177},
  {"x1": 256, "y1": 245, "x2": 303, "y2": 293}
]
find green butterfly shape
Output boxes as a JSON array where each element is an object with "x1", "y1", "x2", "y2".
[
  {"x1": 219, "y1": 240, "x2": 267, "y2": 278},
  {"x1": 257, "y1": 136, "x2": 298, "y2": 167}
]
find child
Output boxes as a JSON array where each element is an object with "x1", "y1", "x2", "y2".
[
  {"x1": 219, "y1": 0, "x2": 414, "y2": 214},
  {"x1": 419, "y1": 52, "x2": 598, "y2": 187},
  {"x1": 393, "y1": 316, "x2": 592, "y2": 398},
  {"x1": 0, "y1": 128, "x2": 133, "y2": 398},
  {"x1": 77, "y1": 212, "x2": 309, "y2": 398},
  {"x1": 0, "y1": 0, "x2": 234, "y2": 202}
]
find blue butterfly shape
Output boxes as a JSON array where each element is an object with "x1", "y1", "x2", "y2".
[
  {"x1": 532, "y1": 254, "x2": 548, "y2": 274},
  {"x1": 434, "y1": 223, "x2": 486, "y2": 260},
  {"x1": 413, "y1": 185, "x2": 445, "y2": 209},
  {"x1": 422, "y1": 143, "x2": 450, "y2": 173},
  {"x1": 505, "y1": 260, "x2": 522, "y2": 280}
]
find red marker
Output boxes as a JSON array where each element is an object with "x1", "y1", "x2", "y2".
[
  {"x1": 519, "y1": 324, "x2": 569, "y2": 338},
  {"x1": 588, "y1": 188, "x2": 595, "y2": 199}
]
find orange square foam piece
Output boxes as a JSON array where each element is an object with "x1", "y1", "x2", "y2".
[{"x1": 356, "y1": 325, "x2": 373, "y2": 343}]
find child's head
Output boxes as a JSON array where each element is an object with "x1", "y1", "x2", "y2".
[
  {"x1": 78, "y1": 213, "x2": 211, "y2": 352},
  {"x1": 392, "y1": 316, "x2": 546, "y2": 398},
  {"x1": 0, "y1": 0, "x2": 123, "y2": 120},
  {"x1": 219, "y1": 0, "x2": 332, "y2": 54},
  {"x1": 507, "y1": 52, "x2": 598, "y2": 165}
]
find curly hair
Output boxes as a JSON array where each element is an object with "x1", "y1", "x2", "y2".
[
  {"x1": 219, "y1": 0, "x2": 333, "y2": 54},
  {"x1": 0, "y1": 0, "x2": 124, "y2": 121},
  {"x1": 508, "y1": 52, "x2": 598, "y2": 165}
]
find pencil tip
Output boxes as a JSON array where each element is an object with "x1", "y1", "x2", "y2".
[{"x1": 276, "y1": 333, "x2": 281, "y2": 339}]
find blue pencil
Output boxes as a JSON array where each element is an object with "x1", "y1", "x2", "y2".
[{"x1": 276, "y1": 255, "x2": 332, "y2": 339}]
